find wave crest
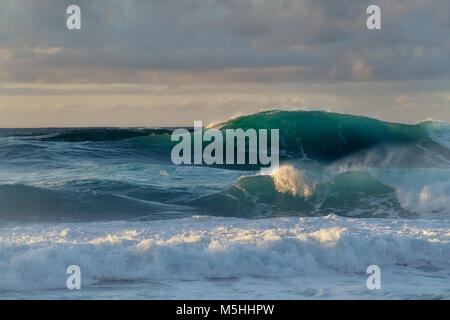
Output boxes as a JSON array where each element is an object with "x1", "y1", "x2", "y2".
[{"x1": 272, "y1": 165, "x2": 313, "y2": 198}]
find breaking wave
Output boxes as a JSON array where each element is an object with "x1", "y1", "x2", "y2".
[
  {"x1": 4, "y1": 110, "x2": 449, "y2": 166},
  {"x1": 0, "y1": 216, "x2": 448, "y2": 292},
  {"x1": 1, "y1": 110, "x2": 450, "y2": 221}
]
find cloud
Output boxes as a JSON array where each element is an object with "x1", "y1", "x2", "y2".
[
  {"x1": 0, "y1": 0, "x2": 449, "y2": 126},
  {"x1": 1, "y1": 80, "x2": 449, "y2": 127},
  {"x1": 32, "y1": 47, "x2": 62, "y2": 55},
  {"x1": 0, "y1": 0, "x2": 448, "y2": 84}
]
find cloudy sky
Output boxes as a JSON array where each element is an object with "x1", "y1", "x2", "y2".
[{"x1": 0, "y1": 0, "x2": 449, "y2": 127}]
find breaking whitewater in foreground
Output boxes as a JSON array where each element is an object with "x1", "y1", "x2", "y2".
[{"x1": 0, "y1": 110, "x2": 449, "y2": 299}]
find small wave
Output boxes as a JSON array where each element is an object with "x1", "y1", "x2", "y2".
[
  {"x1": 41, "y1": 128, "x2": 174, "y2": 142},
  {"x1": 191, "y1": 165, "x2": 411, "y2": 219},
  {"x1": 0, "y1": 184, "x2": 193, "y2": 222}
]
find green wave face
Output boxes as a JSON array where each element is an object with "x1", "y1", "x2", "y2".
[
  {"x1": 1, "y1": 110, "x2": 450, "y2": 221},
  {"x1": 191, "y1": 171, "x2": 412, "y2": 219},
  {"x1": 23, "y1": 110, "x2": 450, "y2": 167},
  {"x1": 189, "y1": 110, "x2": 450, "y2": 218},
  {"x1": 215, "y1": 110, "x2": 434, "y2": 162}
]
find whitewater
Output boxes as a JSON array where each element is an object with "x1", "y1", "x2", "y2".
[{"x1": 0, "y1": 110, "x2": 449, "y2": 299}]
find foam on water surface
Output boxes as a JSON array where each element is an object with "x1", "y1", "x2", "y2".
[{"x1": 0, "y1": 215, "x2": 448, "y2": 299}]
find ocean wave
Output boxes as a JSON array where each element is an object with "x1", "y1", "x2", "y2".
[
  {"x1": 0, "y1": 216, "x2": 448, "y2": 292},
  {"x1": 41, "y1": 128, "x2": 174, "y2": 142},
  {"x1": 4, "y1": 110, "x2": 449, "y2": 166},
  {"x1": 214, "y1": 110, "x2": 450, "y2": 164},
  {"x1": 0, "y1": 184, "x2": 192, "y2": 222},
  {"x1": 3, "y1": 164, "x2": 450, "y2": 221},
  {"x1": 2, "y1": 110, "x2": 450, "y2": 221},
  {"x1": 191, "y1": 165, "x2": 412, "y2": 219}
]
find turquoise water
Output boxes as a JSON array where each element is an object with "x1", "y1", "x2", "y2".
[{"x1": 0, "y1": 110, "x2": 449, "y2": 298}]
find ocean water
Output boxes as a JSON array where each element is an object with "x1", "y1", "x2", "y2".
[{"x1": 0, "y1": 110, "x2": 449, "y2": 299}]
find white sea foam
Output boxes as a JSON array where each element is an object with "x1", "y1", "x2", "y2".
[
  {"x1": 371, "y1": 168, "x2": 450, "y2": 218},
  {"x1": 271, "y1": 165, "x2": 313, "y2": 197},
  {"x1": 0, "y1": 216, "x2": 448, "y2": 298}
]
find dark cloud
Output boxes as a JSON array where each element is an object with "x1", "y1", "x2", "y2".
[{"x1": 0, "y1": 0, "x2": 449, "y2": 84}]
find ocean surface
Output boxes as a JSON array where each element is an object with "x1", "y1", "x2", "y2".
[{"x1": 0, "y1": 110, "x2": 449, "y2": 299}]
